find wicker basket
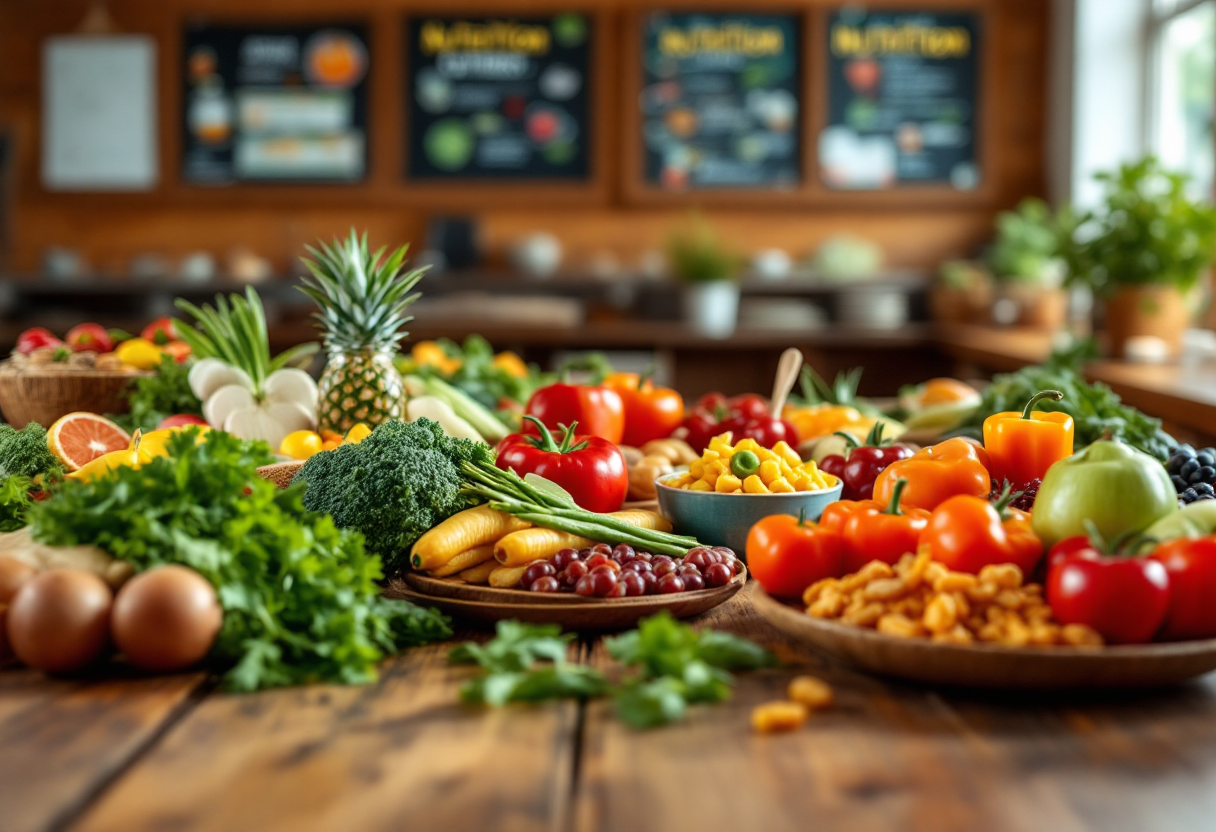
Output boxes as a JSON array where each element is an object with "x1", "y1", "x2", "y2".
[
  {"x1": 0, "y1": 367, "x2": 149, "y2": 427},
  {"x1": 256, "y1": 460, "x2": 305, "y2": 489}
]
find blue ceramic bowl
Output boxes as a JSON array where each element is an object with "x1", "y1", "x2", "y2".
[{"x1": 655, "y1": 475, "x2": 844, "y2": 559}]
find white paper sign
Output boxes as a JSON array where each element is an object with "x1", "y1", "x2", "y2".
[{"x1": 42, "y1": 36, "x2": 157, "y2": 190}]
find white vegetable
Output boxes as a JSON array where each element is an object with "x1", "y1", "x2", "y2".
[
  {"x1": 265, "y1": 401, "x2": 317, "y2": 433},
  {"x1": 224, "y1": 407, "x2": 293, "y2": 451},
  {"x1": 263, "y1": 368, "x2": 318, "y2": 411},
  {"x1": 204, "y1": 384, "x2": 257, "y2": 430},
  {"x1": 407, "y1": 396, "x2": 485, "y2": 442},
  {"x1": 190, "y1": 359, "x2": 253, "y2": 402}
]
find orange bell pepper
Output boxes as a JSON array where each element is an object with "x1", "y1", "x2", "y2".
[
  {"x1": 920, "y1": 485, "x2": 1043, "y2": 575},
  {"x1": 982, "y1": 389, "x2": 1075, "y2": 490},
  {"x1": 820, "y1": 478, "x2": 931, "y2": 573},
  {"x1": 604, "y1": 370, "x2": 685, "y2": 447},
  {"x1": 873, "y1": 437, "x2": 991, "y2": 512}
]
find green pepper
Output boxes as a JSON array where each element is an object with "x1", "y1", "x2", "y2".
[
  {"x1": 1032, "y1": 440, "x2": 1178, "y2": 549},
  {"x1": 1146, "y1": 500, "x2": 1216, "y2": 542},
  {"x1": 730, "y1": 450, "x2": 761, "y2": 480}
]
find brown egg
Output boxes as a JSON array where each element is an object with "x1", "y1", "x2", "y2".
[
  {"x1": 8, "y1": 568, "x2": 112, "y2": 673},
  {"x1": 111, "y1": 565, "x2": 222, "y2": 672},
  {"x1": 0, "y1": 556, "x2": 36, "y2": 603}
]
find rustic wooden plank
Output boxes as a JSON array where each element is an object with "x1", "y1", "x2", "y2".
[
  {"x1": 574, "y1": 585, "x2": 1216, "y2": 832},
  {"x1": 0, "y1": 668, "x2": 207, "y2": 832},
  {"x1": 71, "y1": 638, "x2": 578, "y2": 832}
]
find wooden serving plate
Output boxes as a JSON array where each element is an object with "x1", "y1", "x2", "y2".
[
  {"x1": 386, "y1": 566, "x2": 746, "y2": 631},
  {"x1": 753, "y1": 587, "x2": 1216, "y2": 690}
]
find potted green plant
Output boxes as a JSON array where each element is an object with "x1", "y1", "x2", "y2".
[
  {"x1": 931, "y1": 259, "x2": 993, "y2": 324},
  {"x1": 1078, "y1": 157, "x2": 1216, "y2": 357},
  {"x1": 987, "y1": 197, "x2": 1077, "y2": 330},
  {"x1": 668, "y1": 215, "x2": 744, "y2": 338}
]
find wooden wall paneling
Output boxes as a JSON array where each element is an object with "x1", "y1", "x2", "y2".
[{"x1": 0, "y1": 0, "x2": 1051, "y2": 275}]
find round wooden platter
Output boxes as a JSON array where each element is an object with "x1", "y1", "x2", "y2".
[
  {"x1": 386, "y1": 566, "x2": 746, "y2": 631},
  {"x1": 753, "y1": 587, "x2": 1216, "y2": 690}
]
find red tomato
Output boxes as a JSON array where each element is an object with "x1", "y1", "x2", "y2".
[
  {"x1": 1151, "y1": 536, "x2": 1216, "y2": 640},
  {"x1": 1047, "y1": 549, "x2": 1171, "y2": 644},
  {"x1": 728, "y1": 393, "x2": 770, "y2": 420},
  {"x1": 921, "y1": 493, "x2": 1042, "y2": 576},
  {"x1": 161, "y1": 341, "x2": 192, "y2": 364},
  {"x1": 141, "y1": 317, "x2": 178, "y2": 346},
  {"x1": 157, "y1": 414, "x2": 208, "y2": 430},
  {"x1": 746, "y1": 513, "x2": 843, "y2": 600},
  {"x1": 14, "y1": 327, "x2": 62, "y2": 355},
  {"x1": 64, "y1": 323, "x2": 113, "y2": 354}
]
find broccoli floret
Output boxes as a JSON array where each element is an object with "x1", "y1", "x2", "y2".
[
  {"x1": 0, "y1": 423, "x2": 65, "y2": 480},
  {"x1": 292, "y1": 418, "x2": 493, "y2": 572}
]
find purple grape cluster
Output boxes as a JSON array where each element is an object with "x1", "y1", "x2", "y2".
[{"x1": 522, "y1": 544, "x2": 742, "y2": 597}]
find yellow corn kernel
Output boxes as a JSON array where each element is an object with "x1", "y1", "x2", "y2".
[
  {"x1": 754, "y1": 446, "x2": 776, "y2": 463},
  {"x1": 702, "y1": 450, "x2": 721, "y2": 464},
  {"x1": 742, "y1": 474, "x2": 769, "y2": 494},
  {"x1": 715, "y1": 473, "x2": 743, "y2": 493},
  {"x1": 793, "y1": 475, "x2": 815, "y2": 492},
  {"x1": 773, "y1": 441, "x2": 802, "y2": 468},
  {"x1": 708, "y1": 434, "x2": 735, "y2": 455},
  {"x1": 689, "y1": 479, "x2": 712, "y2": 492},
  {"x1": 734, "y1": 437, "x2": 761, "y2": 453},
  {"x1": 668, "y1": 473, "x2": 695, "y2": 488},
  {"x1": 758, "y1": 459, "x2": 782, "y2": 485},
  {"x1": 688, "y1": 459, "x2": 705, "y2": 479},
  {"x1": 706, "y1": 459, "x2": 726, "y2": 478},
  {"x1": 768, "y1": 477, "x2": 795, "y2": 493}
]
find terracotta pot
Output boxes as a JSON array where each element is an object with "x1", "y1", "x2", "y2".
[
  {"x1": 1000, "y1": 286, "x2": 1069, "y2": 331},
  {"x1": 930, "y1": 284, "x2": 993, "y2": 324},
  {"x1": 1103, "y1": 286, "x2": 1192, "y2": 358}
]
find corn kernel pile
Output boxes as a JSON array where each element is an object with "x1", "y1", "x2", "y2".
[
  {"x1": 804, "y1": 548, "x2": 1104, "y2": 648},
  {"x1": 665, "y1": 434, "x2": 837, "y2": 494}
]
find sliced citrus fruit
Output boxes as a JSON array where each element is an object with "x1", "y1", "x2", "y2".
[{"x1": 47, "y1": 412, "x2": 132, "y2": 471}]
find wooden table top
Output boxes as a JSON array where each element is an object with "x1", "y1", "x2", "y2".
[{"x1": 5, "y1": 583, "x2": 1216, "y2": 832}]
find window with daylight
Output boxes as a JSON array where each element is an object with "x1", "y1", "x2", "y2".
[{"x1": 1150, "y1": 0, "x2": 1216, "y2": 198}]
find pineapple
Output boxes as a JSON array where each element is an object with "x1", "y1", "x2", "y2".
[{"x1": 299, "y1": 229, "x2": 428, "y2": 433}]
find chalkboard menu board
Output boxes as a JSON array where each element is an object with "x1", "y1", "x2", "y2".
[
  {"x1": 406, "y1": 15, "x2": 592, "y2": 180},
  {"x1": 820, "y1": 10, "x2": 980, "y2": 191},
  {"x1": 640, "y1": 12, "x2": 801, "y2": 191},
  {"x1": 182, "y1": 24, "x2": 369, "y2": 184}
]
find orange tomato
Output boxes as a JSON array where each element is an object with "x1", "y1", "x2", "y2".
[{"x1": 746, "y1": 513, "x2": 843, "y2": 600}]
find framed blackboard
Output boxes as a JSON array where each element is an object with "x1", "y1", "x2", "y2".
[
  {"x1": 182, "y1": 24, "x2": 369, "y2": 184},
  {"x1": 639, "y1": 11, "x2": 801, "y2": 191},
  {"x1": 406, "y1": 14, "x2": 593, "y2": 181},
  {"x1": 820, "y1": 10, "x2": 980, "y2": 191}
]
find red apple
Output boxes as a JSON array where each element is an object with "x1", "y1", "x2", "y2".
[{"x1": 157, "y1": 414, "x2": 208, "y2": 430}]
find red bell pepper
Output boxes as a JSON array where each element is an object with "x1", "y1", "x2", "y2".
[
  {"x1": 920, "y1": 485, "x2": 1044, "y2": 576},
  {"x1": 64, "y1": 323, "x2": 113, "y2": 354},
  {"x1": 1151, "y1": 535, "x2": 1216, "y2": 640},
  {"x1": 819, "y1": 424, "x2": 914, "y2": 501},
  {"x1": 524, "y1": 382, "x2": 625, "y2": 445},
  {"x1": 1046, "y1": 528, "x2": 1170, "y2": 644},
  {"x1": 141, "y1": 317, "x2": 179, "y2": 346},
  {"x1": 15, "y1": 327, "x2": 62, "y2": 355},
  {"x1": 497, "y1": 416, "x2": 628, "y2": 513},
  {"x1": 820, "y1": 478, "x2": 931, "y2": 573},
  {"x1": 604, "y1": 370, "x2": 685, "y2": 447}
]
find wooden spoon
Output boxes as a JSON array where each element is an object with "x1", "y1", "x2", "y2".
[{"x1": 769, "y1": 347, "x2": 803, "y2": 418}]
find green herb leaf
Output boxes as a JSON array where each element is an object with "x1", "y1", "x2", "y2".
[
  {"x1": 615, "y1": 678, "x2": 688, "y2": 729},
  {"x1": 27, "y1": 428, "x2": 451, "y2": 692}
]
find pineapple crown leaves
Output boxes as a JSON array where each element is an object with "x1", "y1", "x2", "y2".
[
  {"x1": 298, "y1": 228, "x2": 429, "y2": 354},
  {"x1": 174, "y1": 287, "x2": 319, "y2": 394},
  {"x1": 798, "y1": 366, "x2": 862, "y2": 406}
]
